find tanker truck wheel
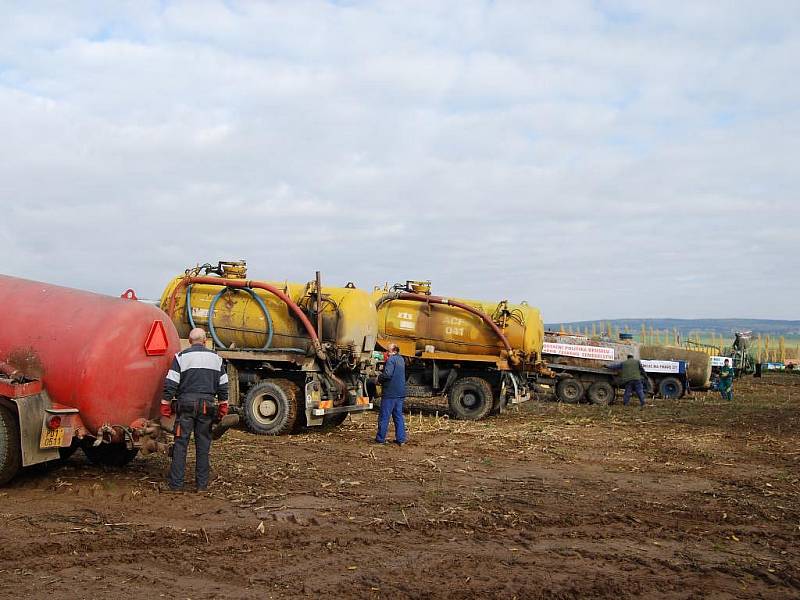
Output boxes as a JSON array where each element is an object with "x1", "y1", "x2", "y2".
[
  {"x1": 587, "y1": 381, "x2": 614, "y2": 405},
  {"x1": 448, "y1": 377, "x2": 493, "y2": 421},
  {"x1": 555, "y1": 377, "x2": 584, "y2": 403},
  {"x1": 82, "y1": 442, "x2": 139, "y2": 467},
  {"x1": 658, "y1": 376, "x2": 684, "y2": 399},
  {"x1": 0, "y1": 405, "x2": 22, "y2": 485},
  {"x1": 242, "y1": 380, "x2": 299, "y2": 435}
]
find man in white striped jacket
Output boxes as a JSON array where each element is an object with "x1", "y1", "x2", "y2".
[{"x1": 162, "y1": 328, "x2": 229, "y2": 492}]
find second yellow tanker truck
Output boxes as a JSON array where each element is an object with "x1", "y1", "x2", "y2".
[
  {"x1": 160, "y1": 261, "x2": 377, "y2": 435},
  {"x1": 372, "y1": 282, "x2": 697, "y2": 415},
  {"x1": 373, "y1": 281, "x2": 543, "y2": 419}
]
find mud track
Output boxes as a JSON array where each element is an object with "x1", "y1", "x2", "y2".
[{"x1": 1, "y1": 375, "x2": 799, "y2": 599}]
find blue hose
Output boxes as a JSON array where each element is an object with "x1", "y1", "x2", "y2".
[
  {"x1": 186, "y1": 284, "x2": 305, "y2": 353},
  {"x1": 186, "y1": 284, "x2": 198, "y2": 330},
  {"x1": 208, "y1": 287, "x2": 273, "y2": 351}
]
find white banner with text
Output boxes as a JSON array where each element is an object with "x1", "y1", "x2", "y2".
[
  {"x1": 542, "y1": 342, "x2": 616, "y2": 361},
  {"x1": 641, "y1": 360, "x2": 681, "y2": 373}
]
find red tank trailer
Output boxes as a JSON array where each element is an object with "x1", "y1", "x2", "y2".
[{"x1": 0, "y1": 274, "x2": 182, "y2": 483}]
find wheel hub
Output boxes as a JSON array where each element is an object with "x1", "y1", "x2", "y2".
[
  {"x1": 462, "y1": 392, "x2": 478, "y2": 408},
  {"x1": 258, "y1": 397, "x2": 278, "y2": 419}
]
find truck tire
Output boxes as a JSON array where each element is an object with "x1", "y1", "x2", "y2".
[
  {"x1": 242, "y1": 379, "x2": 299, "y2": 435},
  {"x1": 0, "y1": 405, "x2": 21, "y2": 485},
  {"x1": 658, "y1": 376, "x2": 684, "y2": 399},
  {"x1": 555, "y1": 378, "x2": 584, "y2": 403},
  {"x1": 448, "y1": 377, "x2": 493, "y2": 421},
  {"x1": 83, "y1": 442, "x2": 139, "y2": 467},
  {"x1": 587, "y1": 381, "x2": 614, "y2": 405}
]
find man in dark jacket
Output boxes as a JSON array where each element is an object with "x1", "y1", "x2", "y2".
[
  {"x1": 375, "y1": 343, "x2": 407, "y2": 445},
  {"x1": 606, "y1": 354, "x2": 647, "y2": 408},
  {"x1": 162, "y1": 328, "x2": 229, "y2": 492}
]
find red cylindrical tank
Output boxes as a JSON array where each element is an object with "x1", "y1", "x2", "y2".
[{"x1": 0, "y1": 275, "x2": 181, "y2": 434}]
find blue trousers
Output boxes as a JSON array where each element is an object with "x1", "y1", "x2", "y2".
[
  {"x1": 623, "y1": 380, "x2": 645, "y2": 406},
  {"x1": 376, "y1": 396, "x2": 406, "y2": 443},
  {"x1": 168, "y1": 397, "x2": 214, "y2": 490}
]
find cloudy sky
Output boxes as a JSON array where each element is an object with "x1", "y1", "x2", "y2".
[{"x1": 1, "y1": 1, "x2": 798, "y2": 321}]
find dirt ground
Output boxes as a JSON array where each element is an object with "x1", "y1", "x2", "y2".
[{"x1": 1, "y1": 375, "x2": 799, "y2": 599}]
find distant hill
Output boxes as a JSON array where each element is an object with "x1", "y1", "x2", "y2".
[{"x1": 545, "y1": 319, "x2": 800, "y2": 337}]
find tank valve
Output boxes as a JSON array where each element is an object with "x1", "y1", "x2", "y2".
[
  {"x1": 219, "y1": 260, "x2": 247, "y2": 279},
  {"x1": 406, "y1": 280, "x2": 432, "y2": 295}
]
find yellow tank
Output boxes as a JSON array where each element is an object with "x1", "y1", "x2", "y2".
[
  {"x1": 373, "y1": 284, "x2": 543, "y2": 366},
  {"x1": 160, "y1": 272, "x2": 377, "y2": 359}
]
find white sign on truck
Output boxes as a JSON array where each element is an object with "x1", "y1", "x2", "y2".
[
  {"x1": 640, "y1": 360, "x2": 681, "y2": 373},
  {"x1": 542, "y1": 342, "x2": 616, "y2": 361}
]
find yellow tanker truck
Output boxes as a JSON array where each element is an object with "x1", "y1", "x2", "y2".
[
  {"x1": 160, "y1": 261, "x2": 377, "y2": 435},
  {"x1": 372, "y1": 281, "x2": 543, "y2": 420}
]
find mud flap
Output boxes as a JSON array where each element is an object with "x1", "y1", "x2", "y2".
[
  {"x1": 212, "y1": 414, "x2": 240, "y2": 440},
  {"x1": 13, "y1": 391, "x2": 62, "y2": 467}
]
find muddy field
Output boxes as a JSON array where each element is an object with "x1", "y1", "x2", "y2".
[{"x1": 1, "y1": 375, "x2": 799, "y2": 599}]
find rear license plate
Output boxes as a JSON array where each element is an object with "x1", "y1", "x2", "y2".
[{"x1": 40, "y1": 428, "x2": 64, "y2": 449}]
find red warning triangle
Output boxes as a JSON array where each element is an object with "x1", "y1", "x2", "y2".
[{"x1": 145, "y1": 320, "x2": 169, "y2": 356}]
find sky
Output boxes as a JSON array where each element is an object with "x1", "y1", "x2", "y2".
[{"x1": 1, "y1": 1, "x2": 798, "y2": 322}]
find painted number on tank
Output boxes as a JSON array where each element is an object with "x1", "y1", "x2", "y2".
[{"x1": 443, "y1": 316, "x2": 466, "y2": 337}]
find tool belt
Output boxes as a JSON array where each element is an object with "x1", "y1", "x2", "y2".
[{"x1": 174, "y1": 394, "x2": 217, "y2": 418}]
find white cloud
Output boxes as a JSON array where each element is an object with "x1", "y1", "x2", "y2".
[{"x1": 0, "y1": 1, "x2": 798, "y2": 321}]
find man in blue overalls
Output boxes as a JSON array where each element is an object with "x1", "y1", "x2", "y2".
[{"x1": 375, "y1": 343, "x2": 407, "y2": 446}]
